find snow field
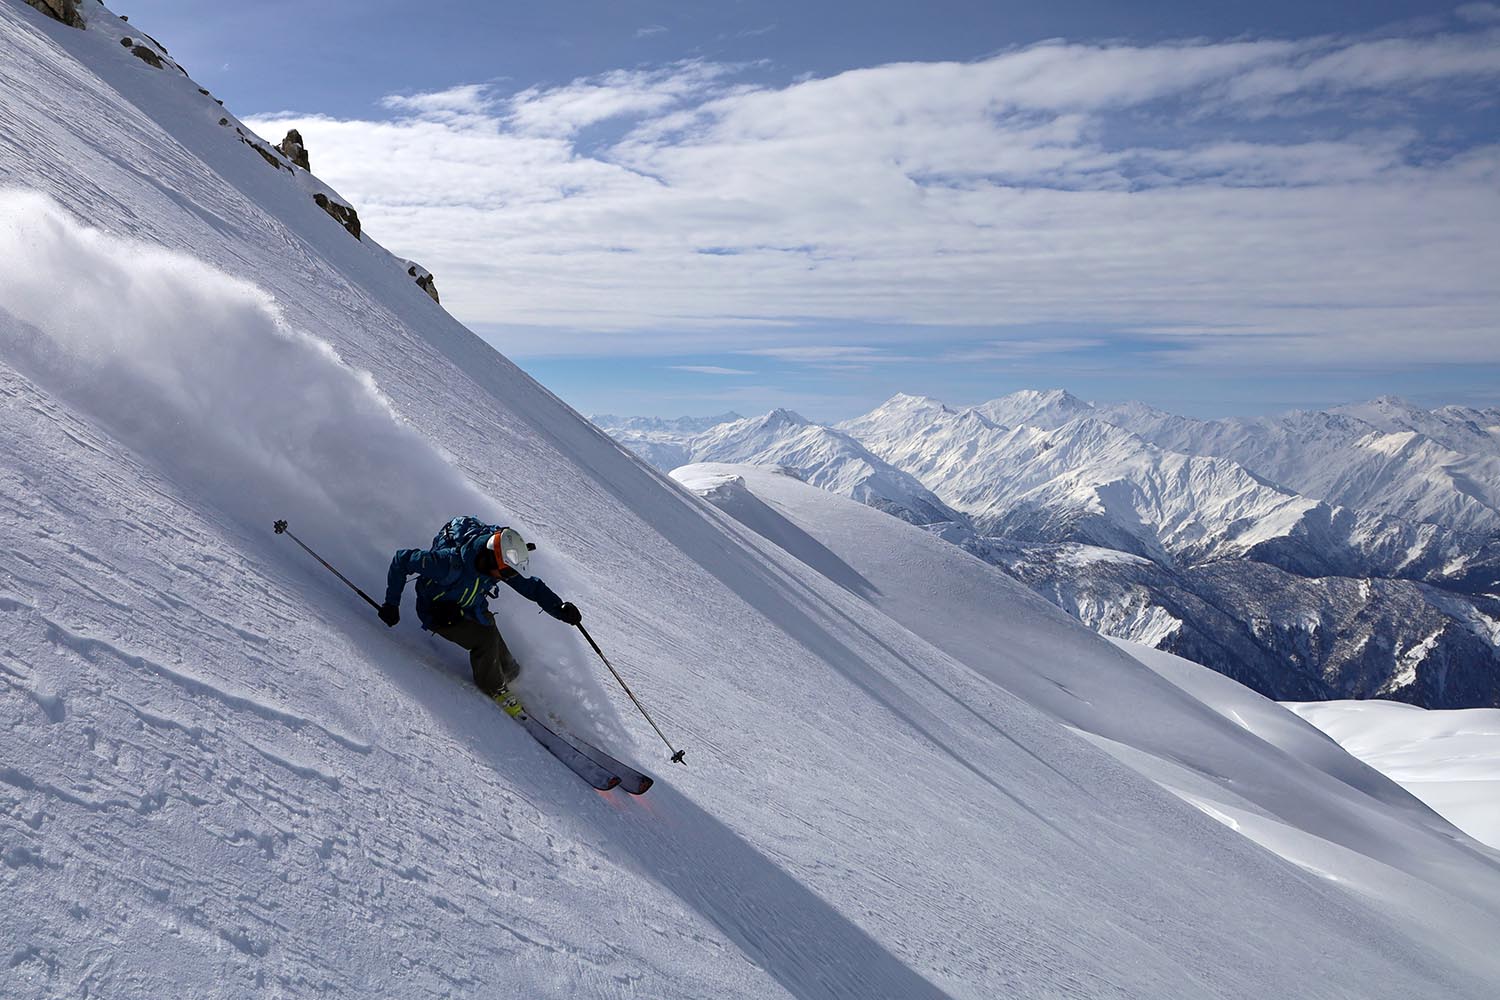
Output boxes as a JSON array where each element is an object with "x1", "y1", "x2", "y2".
[{"x1": 1285, "y1": 699, "x2": 1500, "y2": 850}]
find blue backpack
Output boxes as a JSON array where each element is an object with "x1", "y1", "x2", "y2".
[{"x1": 432, "y1": 515, "x2": 500, "y2": 553}]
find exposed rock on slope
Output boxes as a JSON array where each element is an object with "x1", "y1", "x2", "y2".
[
  {"x1": 276, "y1": 128, "x2": 310, "y2": 170},
  {"x1": 403, "y1": 260, "x2": 440, "y2": 303},
  {"x1": 24, "y1": 0, "x2": 83, "y2": 29},
  {"x1": 312, "y1": 191, "x2": 361, "y2": 239}
]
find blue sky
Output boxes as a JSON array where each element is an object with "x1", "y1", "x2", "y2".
[{"x1": 123, "y1": 1, "x2": 1500, "y2": 421}]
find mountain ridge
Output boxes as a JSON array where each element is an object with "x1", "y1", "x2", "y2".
[{"x1": 601, "y1": 390, "x2": 1500, "y2": 706}]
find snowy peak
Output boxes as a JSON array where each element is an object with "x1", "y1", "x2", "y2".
[
  {"x1": 688, "y1": 411, "x2": 963, "y2": 526},
  {"x1": 977, "y1": 388, "x2": 1095, "y2": 429},
  {"x1": 1331, "y1": 395, "x2": 1500, "y2": 458},
  {"x1": 755, "y1": 406, "x2": 812, "y2": 430},
  {"x1": 601, "y1": 387, "x2": 1500, "y2": 708},
  {"x1": 864, "y1": 392, "x2": 955, "y2": 418}
]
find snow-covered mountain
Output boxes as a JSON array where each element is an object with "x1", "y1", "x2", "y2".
[
  {"x1": 1092, "y1": 398, "x2": 1500, "y2": 538},
  {"x1": 20, "y1": 4, "x2": 1500, "y2": 996},
  {"x1": 593, "y1": 412, "x2": 744, "y2": 435},
  {"x1": 683, "y1": 409, "x2": 966, "y2": 526},
  {"x1": 600, "y1": 391, "x2": 1500, "y2": 707}
]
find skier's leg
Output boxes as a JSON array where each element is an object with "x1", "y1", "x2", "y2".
[
  {"x1": 483, "y1": 623, "x2": 524, "y2": 690},
  {"x1": 434, "y1": 618, "x2": 522, "y2": 696}
]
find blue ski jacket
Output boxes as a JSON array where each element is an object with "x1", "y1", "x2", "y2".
[{"x1": 385, "y1": 531, "x2": 566, "y2": 631}]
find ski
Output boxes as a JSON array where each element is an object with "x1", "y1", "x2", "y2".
[
  {"x1": 554, "y1": 731, "x2": 654, "y2": 795},
  {"x1": 492, "y1": 689, "x2": 620, "y2": 791}
]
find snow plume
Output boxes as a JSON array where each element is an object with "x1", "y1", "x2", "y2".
[
  {"x1": 0, "y1": 190, "x2": 486, "y2": 566},
  {"x1": 0, "y1": 190, "x2": 606, "y2": 717},
  {"x1": 0, "y1": 189, "x2": 611, "y2": 714}
]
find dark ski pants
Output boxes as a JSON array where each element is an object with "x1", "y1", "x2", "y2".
[{"x1": 433, "y1": 618, "x2": 521, "y2": 696}]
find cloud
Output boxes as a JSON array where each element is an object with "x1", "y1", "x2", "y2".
[
  {"x1": 636, "y1": 25, "x2": 668, "y2": 38},
  {"x1": 505, "y1": 60, "x2": 736, "y2": 137},
  {"x1": 669, "y1": 365, "x2": 754, "y2": 375},
  {"x1": 1457, "y1": 3, "x2": 1500, "y2": 24},
  {"x1": 243, "y1": 18, "x2": 1500, "y2": 371},
  {"x1": 939, "y1": 338, "x2": 1109, "y2": 362},
  {"x1": 737, "y1": 346, "x2": 924, "y2": 367},
  {"x1": 381, "y1": 84, "x2": 496, "y2": 117}
]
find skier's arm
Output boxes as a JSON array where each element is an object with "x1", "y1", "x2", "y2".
[
  {"x1": 504, "y1": 574, "x2": 568, "y2": 620},
  {"x1": 385, "y1": 546, "x2": 465, "y2": 606}
]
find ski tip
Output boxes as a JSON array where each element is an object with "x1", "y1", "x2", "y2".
[
  {"x1": 604, "y1": 775, "x2": 622, "y2": 791},
  {"x1": 628, "y1": 777, "x2": 653, "y2": 795}
]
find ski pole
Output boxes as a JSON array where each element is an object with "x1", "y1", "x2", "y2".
[
  {"x1": 273, "y1": 519, "x2": 381, "y2": 611},
  {"x1": 576, "y1": 623, "x2": 687, "y2": 766}
]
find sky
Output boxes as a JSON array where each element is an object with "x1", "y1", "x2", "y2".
[{"x1": 118, "y1": 0, "x2": 1500, "y2": 421}]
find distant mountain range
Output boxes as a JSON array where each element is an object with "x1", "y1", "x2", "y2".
[{"x1": 595, "y1": 391, "x2": 1500, "y2": 708}]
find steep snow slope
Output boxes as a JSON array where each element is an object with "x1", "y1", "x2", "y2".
[
  {"x1": 4, "y1": 5, "x2": 1500, "y2": 998},
  {"x1": 674, "y1": 464, "x2": 1500, "y2": 970}
]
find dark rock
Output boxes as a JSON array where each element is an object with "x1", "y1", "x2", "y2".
[
  {"x1": 406, "y1": 265, "x2": 440, "y2": 303},
  {"x1": 246, "y1": 140, "x2": 284, "y2": 171},
  {"x1": 277, "y1": 130, "x2": 311, "y2": 171},
  {"x1": 218, "y1": 117, "x2": 229, "y2": 127},
  {"x1": 313, "y1": 193, "x2": 361, "y2": 240},
  {"x1": 27, "y1": 0, "x2": 85, "y2": 27},
  {"x1": 120, "y1": 38, "x2": 165, "y2": 69}
]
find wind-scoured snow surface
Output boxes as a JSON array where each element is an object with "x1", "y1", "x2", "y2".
[{"x1": 4, "y1": 4, "x2": 1500, "y2": 997}]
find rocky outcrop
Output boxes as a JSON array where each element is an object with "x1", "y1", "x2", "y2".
[
  {"x1": 247, "y1": 138, "x2": 284, "y2": 170},
  {"x1": 405, "y1": 263, "x2": 440, "y2": 303},
  {"x1": 121, "y1": 37, "x2": 164, "y2": 69},
  {"x1": 277, "y1": 129, "x2": 310, "y2": 171},
  {"x1": 24, "y1": 0, "x2": 83, "y2": 28},
  {"x1": 313, "y1": 193, "x2": 361, "y2": 240}
]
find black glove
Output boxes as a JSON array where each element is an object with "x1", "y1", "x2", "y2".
[
  {"x1": 557, "y1": 602, "x2": 581, "y2": 626},
  {"x1": 378, "y1": 603, "x2": 400, "y2": 627}
]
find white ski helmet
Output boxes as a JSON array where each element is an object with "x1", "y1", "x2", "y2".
[{"x1": 487, "y1": 527, "x2": 530, "y2": 576}]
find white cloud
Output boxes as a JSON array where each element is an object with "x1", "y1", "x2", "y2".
[
  {"x1": 381, "y1": 84, "x2": 495, "y2": 117},
  {"x1": 940, "y1": 338, "x2": 1109, "y2": 362},
  {"x1": 505, "y1": 61, "x2": 735, "y2": 137},
  {"x1": 636, "y1": 25, "x2": 668, "y2": 39},
  {"x1": 244, "y1": 21, "x2": 1500, "y2": 370},
  {"x1": 669, "y1": 365, "x2": 753, "y2": 375},
  {"x1": 736, "y1": 346, "x2": 925, "y2": 367}
]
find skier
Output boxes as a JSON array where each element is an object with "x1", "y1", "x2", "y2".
[{"x1": 378, "y1": 519, "x2": 581, "y2": 696}]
